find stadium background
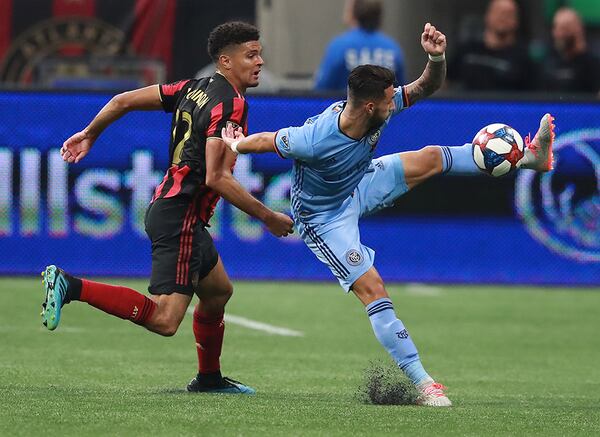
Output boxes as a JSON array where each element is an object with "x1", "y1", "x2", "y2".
[
  {"x1": 0, "y1": 0, "x2": 598, "y2": 287},
  {"x1": 0, "y1": 1, "x2": 599, "y2": 435}
]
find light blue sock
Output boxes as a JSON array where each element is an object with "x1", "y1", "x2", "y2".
[
  {"x1": 440, "y1": 143, "x2": 479, "y2": 175},
  {"x1": 366, "y1": 298, "x2": 431, "y2": 385}
]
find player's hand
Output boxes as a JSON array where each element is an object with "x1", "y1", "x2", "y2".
[
  {"x1": 264, "y1": 211, "x2": 294, "y2": 237},
  {"x1": 61, "y1": 130, "x2": 95, "y2": 163},
  {"x1": 421, "y1": 23, "x2": 446, "y2": 56},
  {"x1": 221, "y1": 125, "x2": 245, "y2": 152}
]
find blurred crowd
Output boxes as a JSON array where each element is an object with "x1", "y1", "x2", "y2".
[
  {"x1": 447, "y1": 0, "x2": 600, "y2": 93},
  {"x1": 316, "y1": 0, "x2": 600, "y2": 96},
  {"x1": 0, "y1": 0, "x2": 598, "y2": 97}
]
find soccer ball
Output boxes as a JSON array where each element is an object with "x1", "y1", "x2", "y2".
[{"x1": 472, "y1": 123, "x2": 525, "y2": 177}]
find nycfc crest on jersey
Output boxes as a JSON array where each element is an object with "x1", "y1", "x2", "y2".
[{"x1": 367, "y1": 129, "x2": 381, "y2": 149}]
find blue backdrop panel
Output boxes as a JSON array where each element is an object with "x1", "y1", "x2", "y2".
[{"x1": 0, "y1": 91, "x2": 598, "y2": 286}]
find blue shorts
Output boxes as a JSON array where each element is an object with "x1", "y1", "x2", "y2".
[{"x1": 295, "y1": 154, "x2": 409, "y2": 292}]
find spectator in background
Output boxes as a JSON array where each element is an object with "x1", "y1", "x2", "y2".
[
  {"x1": 538, "y1": 7, "x2": 600, "y2": 94},
  {"x1": 448, "y1": 0, "x2": 531, "y2": 91},
  {"x1": 314, "y1": 0, "x2": 405, "y2": 92}
]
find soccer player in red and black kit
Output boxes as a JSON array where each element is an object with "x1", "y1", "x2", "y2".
[{"x1": 40, "y1": 22, "x2": 293, "y2": 394}]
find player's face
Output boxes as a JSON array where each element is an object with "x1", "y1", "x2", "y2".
[
  {"x1": 368, "y1": 86, "x2": 395, "y2": 128},
  {"x1": 229, "y1": 41, "x2": 264, "y2": 89}
]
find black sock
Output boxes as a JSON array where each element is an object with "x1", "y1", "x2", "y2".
[
  {"x1": 64, "y1": 274, "x2": 82, "y2": 302},
  {"x1": 196, "y1": 370, "x2": 223, "y2": 387}
]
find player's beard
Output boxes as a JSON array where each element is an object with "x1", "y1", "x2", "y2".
[{"x1": 368, "y1": 113, "x2": 387, "y2": 130}]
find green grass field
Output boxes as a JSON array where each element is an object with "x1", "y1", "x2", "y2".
[{"x1": 1, "y1": 277, "x2": 599, "y2": 436}]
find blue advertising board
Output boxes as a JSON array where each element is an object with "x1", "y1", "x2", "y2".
[{"x1": 0, "y1": 91, "x2": 598, "y2": 286}]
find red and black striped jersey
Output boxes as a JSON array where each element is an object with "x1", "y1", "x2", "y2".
[{"x1": 152, "y1": 73, "x2": 248, "y2": 224}]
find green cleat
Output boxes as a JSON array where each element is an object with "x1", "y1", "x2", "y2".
[{"x1": 41, "y1": 265, "x2": 70, "y2": 331}]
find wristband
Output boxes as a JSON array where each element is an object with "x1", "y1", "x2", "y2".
[
  {"x1": 428, "y1": 52, "x2": 445, "y2": 62},
  {"x1": 230, "y1": 140, "x2": 240, "y2": 153}
]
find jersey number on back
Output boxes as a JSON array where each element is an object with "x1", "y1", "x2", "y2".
[{"x1": 171, "y1": 109, "x2": 193, "y2": 165}]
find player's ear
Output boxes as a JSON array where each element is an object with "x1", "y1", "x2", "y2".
[
  {"x1": 365, "y1": 102, "x2": 375, "y2": 115},
  {"x1": 218, "y1": 53, "x2": 232, "y2": 71}
]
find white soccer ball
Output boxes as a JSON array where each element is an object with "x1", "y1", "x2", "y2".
[{"x1": 472, "y1": 123, "x2": 525, "y2": 177}]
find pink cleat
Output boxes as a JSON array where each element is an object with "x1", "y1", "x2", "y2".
[
  {"x1": 416, "y1": 381, "x2": 452, "y2": 407},
  {"x1": 521, "y1": 113, "x2": 555, "y2": 172}
]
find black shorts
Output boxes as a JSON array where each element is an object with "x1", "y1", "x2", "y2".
[{"x1": 144, "y1": 196, "x2": 219, "y2": 296}]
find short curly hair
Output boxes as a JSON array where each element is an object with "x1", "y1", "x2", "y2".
[{"x1": 207, "y1": 22, "x2": 260, "y2": 62}]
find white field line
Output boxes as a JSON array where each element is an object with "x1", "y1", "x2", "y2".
[
  {"x1": 404, "y1": 283, "x2": 444, "y2": 296},
  {"x1": 186, "y1": 308, "x2": 304, "y2": 337}
]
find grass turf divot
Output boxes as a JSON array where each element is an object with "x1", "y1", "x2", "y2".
[{"x1": 360, "y1": 362, "x2": 419, "y2": 405}]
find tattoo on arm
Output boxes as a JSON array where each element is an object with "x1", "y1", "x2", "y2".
[{"x1": 405, "y1": 59, "x2": 446, "y2": 106}]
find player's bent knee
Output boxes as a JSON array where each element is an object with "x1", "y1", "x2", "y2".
[
  {"x1": 365, "y1": 282, "x2": 387, "y2": 301},
  {"x1": 215, "y1": 282, "x2": 233, "y2": 302},
  {"x1": 158, "y1": 325, "x2": 178, "y2": 337},
  {"x1": 204, "y1": 284, "x2": 233, "y2": 302},
  {"x1": 223, "y1": 283, "x2": 234, "y2": 298},
  {"x1": 148, "y1": 312, "x2": 182, "y2": 337},
  {"x1": 201, "y1": 291, "x2": 232, "y2": 313},
  {"x1": 155, "y1": 320, "x2": 180, "y2": 337},
  {"x1": 195, "y1": 281, "x2": 233, "y2": 314},
  {"x1": 353, "y1": 274, "x2": 388, "y2": 305}
]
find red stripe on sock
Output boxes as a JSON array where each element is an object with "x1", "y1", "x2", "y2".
[
  {"x1": 80, "y1": 279, "x2": 156, "y2": 325},
  {"x1": 193, "y1": 305, "x2": 224, "y2": 373}
]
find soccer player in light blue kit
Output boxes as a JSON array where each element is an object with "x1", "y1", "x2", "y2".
[{"x1": 222, "y1": 23, "x2": 554, "y2": 406}]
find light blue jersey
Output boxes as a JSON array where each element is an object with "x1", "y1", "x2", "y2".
[{"x1": 274, "y1": 86, "x2": 408, "y2": 224}]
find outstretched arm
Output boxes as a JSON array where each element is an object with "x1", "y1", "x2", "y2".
[
  {"x1": 205, "y1": 137, "x2": 294, "y2": 237},
  {"x1": 61, "y1": 85, "x2": 162, "y2": 163},
  {"x1": 221, "y1": 125, "x2": 277, "y2": 155},
  {"x1": 404, "y1": 23, "x2": 447, "y2": 106}
]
